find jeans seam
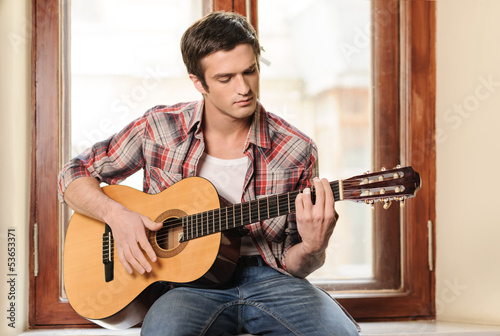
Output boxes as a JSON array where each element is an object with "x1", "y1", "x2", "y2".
[
  {"x1": 243, "y1": 301, "x2": 304, "y2": 336},
  {"x1": 315, "y1": 286, "x2": 361, "y2": 333},
  {"x1": 198, "y1": 300, "x2": 241, "y2": 336},
  {"x1": 237, "y1": 286, "x2": 244, "y2": 335}
]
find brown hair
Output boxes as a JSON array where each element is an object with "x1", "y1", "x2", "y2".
[{"x1": 181, "y1": 11, "x2": 261, "y2": 89}]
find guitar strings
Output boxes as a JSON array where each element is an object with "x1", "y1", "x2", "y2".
[
  {"x1": 103, "y1": 193, "x2": 302, "y2": 255},
  {"x1": 103, "y1": 176, "x2": 405, "y2": 254},
  {"x1": 102, "y1": 188, "x2": 334, "y2": 256},
  {"x1": 147, "y1": 177, "x2": 404, "y2": 247},
  {"x1": 142, "y1": 187, "x2": 342, "y2": 248}
]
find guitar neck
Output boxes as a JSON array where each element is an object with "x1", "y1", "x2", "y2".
[{"x1": 180, "y1": 181, "x2": 341, "y2": 241}]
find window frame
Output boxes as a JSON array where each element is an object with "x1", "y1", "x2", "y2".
[{"x1": 29, "y1": 0, "x2": 435, "y2": 327}]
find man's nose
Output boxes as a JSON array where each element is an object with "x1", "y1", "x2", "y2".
[{"x1": 234, "y1": 75, "x2": 250, "y2": 95}]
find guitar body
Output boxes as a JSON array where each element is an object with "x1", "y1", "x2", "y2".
[{"x1": 63, "y1": 177, "x2": 241, "y2": 329}]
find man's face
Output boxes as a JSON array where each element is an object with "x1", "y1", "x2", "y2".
[{"x1": 190, "y1": 43, "x2": 260, "y2": 122}]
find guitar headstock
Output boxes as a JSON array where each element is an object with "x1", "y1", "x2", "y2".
[{"x1": 341, "y1": 166, "x2": 421, "y2": 207}]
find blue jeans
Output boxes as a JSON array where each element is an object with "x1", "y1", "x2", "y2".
[{"x1": 141, "y1": 258, "x2": 359, "y2": 336}]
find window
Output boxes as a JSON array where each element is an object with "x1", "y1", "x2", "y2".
[
  {"x1": 258, "y1": 0, "x2": 374, "y2": 282},
  {"x1": 30, "y1": 0, "x2": 435, "y2": 327}
]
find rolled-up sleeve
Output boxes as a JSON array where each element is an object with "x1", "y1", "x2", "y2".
[{"x1": 57, "y1": 115, "x2": 147, "y2": 203}]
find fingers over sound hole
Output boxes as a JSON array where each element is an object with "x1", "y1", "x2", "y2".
[{"x1": 150, "y1": 209, "x2": 188, "y2": 258}]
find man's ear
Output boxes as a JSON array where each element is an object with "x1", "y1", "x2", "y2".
[{"x1": 189, "y1": 74, "x2": 208, "y2": 95}]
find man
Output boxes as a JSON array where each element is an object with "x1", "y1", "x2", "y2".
[{"x1": 58, "y1": 11, "x2": 359, "y2": 336}]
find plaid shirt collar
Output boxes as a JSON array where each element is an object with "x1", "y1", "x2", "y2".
[{"x1": 187, "y1": 99, "x2": 272, "y2": 151}]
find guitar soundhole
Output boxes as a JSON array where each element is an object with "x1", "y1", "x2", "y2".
[
  {"x1": 150, "y1": 209, "x2": 188, "y2": 258},
  {"x1": 156, "y1": 218, "x2": 183, "y2": 250}
]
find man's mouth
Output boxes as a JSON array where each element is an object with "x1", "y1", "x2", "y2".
[{"x1": 235, "y1": 97, "x2": 253, "y2": 106}]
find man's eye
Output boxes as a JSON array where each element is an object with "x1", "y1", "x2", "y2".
[{"x1": 219, "y1": 77, "x2": 231, "y2": 83}]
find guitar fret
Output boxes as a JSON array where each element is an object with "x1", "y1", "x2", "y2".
[
  {"x1": 214, "y1": 209, "x2": 218, "y2": 233},
  {"x1": 218, "y1": 208, "x2": 221, "y2": 233},
  {"x1": 258, "y1": 198, "x2": 267, "y2": 221},
  {"x1": 190, "y1": 214, "x2": 193, "y2": 239},
  {"x1": 192, "y1": 214, "x2": 195, "y2": 238},
  {"x1": 287, "y1": 192, "x2": 290, "y2": 213},
  {"x1": 232, "y1": 205, "x2": 235, "y2": 228},
  {"x1": 276, "y1": 195, "x2": 280, "y2": 216},
  {"x1": 206, "y1": 211, "x2": 209, "y2": 235},
  {"x1": 210, "y1": 210, "x2": 213, "y2": 234},
  {"x1": 225, "y1": 207, "x2": 228, "y2": 230},
  {"x1": 255, "y1": 200, "x2": 259, "y2": 222},
  {"x1": 257, "y1": 198, "x2": 260, "y2": 221},
  {"x1": 196, "y1": 213, "x2": 199, "y2": 237},
  {"x1": 199, "y1": 212, "x2": 203, "y2": 237},
  {"x1": 191, "y1": 215, "x2": 194, "y2": 239},
  {"x1": 211, "y1": 209, "x2": 214, "y2": 234},
  {"x1": 267, "y1": 198, "x2": 270, "y2": 219},
  {"x1": 207, "y1": 210, "x2": 210, "y2": 234},
  {"x1": 267, "y1": 196, "x2": 275, "y2": 219},
  {"x1": 182, "y1": 216, "x2": 186, "y2": 240}
]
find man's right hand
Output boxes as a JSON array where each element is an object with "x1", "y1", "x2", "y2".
[
  {"x1": 104, "y1": 206, "x2": 163, "y2": 274},
  {"x1": 63, "y1": 177, "x2": 162, "y2": 274}
]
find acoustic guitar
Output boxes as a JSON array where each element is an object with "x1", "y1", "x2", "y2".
[{"x1": 63, "y1": 166, "x2": 421, "y2": 329}]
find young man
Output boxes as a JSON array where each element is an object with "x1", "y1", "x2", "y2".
[{"x1": 58, "y1": 11, "x2": 359, "y2": 336}]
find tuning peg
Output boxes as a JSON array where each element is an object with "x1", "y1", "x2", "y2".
[{"x1": 383, "y1": 200, "x2": 392, "y2": 210}]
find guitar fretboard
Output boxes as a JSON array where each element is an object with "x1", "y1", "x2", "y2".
[{"x1": 178, "y1": 181, "x2": 341, "y2": 241}]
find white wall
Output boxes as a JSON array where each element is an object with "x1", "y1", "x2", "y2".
[
  {"x1": 0, "y1": 0, "x2": 31, "y2": 335},
  {"x1": 436, "y1": 0, "x2": 500, "y2": 325}
]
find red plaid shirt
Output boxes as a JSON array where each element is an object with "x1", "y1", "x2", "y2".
[{"x1": 58, "y1": 100, "x2": 319, "y2": 273}]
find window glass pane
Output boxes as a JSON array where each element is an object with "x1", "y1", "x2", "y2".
[
  {"x1": 69, "y1": 0, "x2": 202, "y2": 188},
  {"x1": 61, "y1": 0, "x2": 202, "y2": 299},
  {"x1": 258, "y1": 0, "x2": 373, "y2": 280}
]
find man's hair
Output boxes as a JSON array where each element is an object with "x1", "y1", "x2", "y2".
[{"x1": 181, "y1": 11, "x2": 261, "y2": 89}]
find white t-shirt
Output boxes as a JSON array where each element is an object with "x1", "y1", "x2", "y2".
[{"x1": 197, "y1": 153, "x2": 259, "y2": 255}]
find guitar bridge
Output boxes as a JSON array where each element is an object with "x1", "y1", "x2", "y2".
[{"x1": 102, "y1": 224, "x2": 114, "y2": 282}]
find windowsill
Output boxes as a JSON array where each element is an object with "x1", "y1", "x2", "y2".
[
  {"x1": 18, "y1": 321, "x2": 500, "y2": 335},
  {"x1": 359, "y1": 321, "x2": 500, "y2": 335}
]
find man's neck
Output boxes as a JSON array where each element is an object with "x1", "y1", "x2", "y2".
[{"x1": 201, "y1": 112, "x2": 252, "y2": 160}]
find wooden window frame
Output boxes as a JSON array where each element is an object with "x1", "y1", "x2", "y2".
[{"x1": 29, "y1": 0, "x2": 435, "y2": 328}]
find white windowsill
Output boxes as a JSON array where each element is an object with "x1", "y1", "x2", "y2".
[
  {"x1": 18, "y1": 321, "x2": 500, "y2": 336},
  {"x1": 360, "y1": 321, "x2": 500, "y2": 335}
]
